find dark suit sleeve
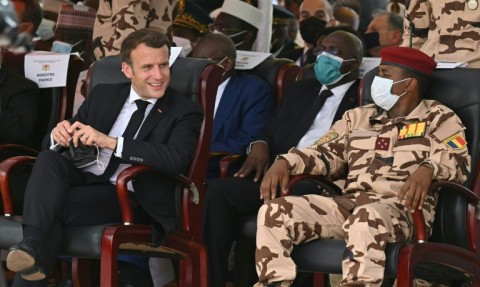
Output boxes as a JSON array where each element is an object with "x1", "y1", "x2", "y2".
[
  {"x1": 122, "y1": 97, "x2": 204, "y2": 176},
  {"x1": 0, "y1": 73, "x2": 39, "y2": 145},
  {"x1": 210, "y1": 78, "x2": 272, "y2": 154},
  {"x1": 256, "y1": 80, "x2": 315, "y2": 152}
]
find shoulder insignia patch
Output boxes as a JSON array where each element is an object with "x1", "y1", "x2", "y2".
[
  {"x1": 314, "y1": 131, "x2": 338, "y2": 145},
  {"x1": 398, "y1": 122, "x2": 426, "y2": 140},
  {"x1": 443, "y1": 134, "x2": 467, "y2": 150}
]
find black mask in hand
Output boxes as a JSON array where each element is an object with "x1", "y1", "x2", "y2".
[
  {"x1": 62, "y1": 140, "x2": 99, "y2": 169},
  {"x1": 299, "y1": 17, "x2": 327, "y2": 45}
]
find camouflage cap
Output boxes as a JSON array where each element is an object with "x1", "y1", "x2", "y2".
[
  {"x1": 380, "y1": 46, "x2": 437, "y2": 76},
  {"x1": 174, "y1": 0, "x2": 213, "y2": 35}
]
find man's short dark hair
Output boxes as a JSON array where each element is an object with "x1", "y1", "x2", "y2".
[
  {"x1": 13, "y1": 0, "x2": 43, "y2": 34},
  {"x1": 121, "y1": 28, "x2": 171, "y2": 65},
  {"x1": 402, "y1": 69, "x2": 431, "y2": 96}
]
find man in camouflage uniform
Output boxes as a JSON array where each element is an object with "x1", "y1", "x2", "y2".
[
  {"x1": 254, "y1": 46, "x2": 471, "y2": 286},
  {"x1": 402, "y1": 0, "x2": 480, "y2": 68},
  {"x1": 92, "y1": 0, "x2": 175, "y2": 60}
]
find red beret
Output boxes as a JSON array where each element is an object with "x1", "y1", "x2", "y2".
[{"x1": 380, "y1": 46, "x2": 437, "y2": 76}]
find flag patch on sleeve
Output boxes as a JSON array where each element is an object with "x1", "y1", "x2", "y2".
[{"x1": 443, "y1": 134, "x2": 467, "y2": 150}]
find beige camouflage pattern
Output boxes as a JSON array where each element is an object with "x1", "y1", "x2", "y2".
[
  {"x1": 92, "y1": 0, "x2": 175, "y2": 60},
  {"x1": 255, "y1": 100, "x2": 471, "y2": 286},
  {"x1": 401, "y1": 0, "x2": 480, "y2": 68}
]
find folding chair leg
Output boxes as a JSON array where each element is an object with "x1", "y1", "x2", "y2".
[
  {"x1": 71, "y1": 258, "x2": 92, "y2": 287},
  {"x1": 165, "y1": 234, "x2": 208, "y2": 287},
  {"x1": 313, "y1": 273, "x2": 326, "y2": 287},
  {"x1": 99, "y1": 226, "x2": 151, "y2": 287}
]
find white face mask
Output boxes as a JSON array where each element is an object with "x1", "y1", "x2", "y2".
[
  {"x1": 371, "y1": 76, "x2": 410, "y2": 111},
  {"x1": 213, "y1": 29, "x2": 247, "y2": 47}
]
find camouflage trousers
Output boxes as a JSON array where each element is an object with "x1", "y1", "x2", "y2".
[{"x1": 254, "y1": 194, "x2": 414, "y2": 287}]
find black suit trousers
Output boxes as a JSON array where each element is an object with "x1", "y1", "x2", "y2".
[{"x1": 20, "y1": 150, "x2": 122, "y2": 274}]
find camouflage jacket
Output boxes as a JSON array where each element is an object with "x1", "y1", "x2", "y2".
[
  {"x1": 279, "y1": 100, "x2": 471, "y2": 198},
  {"x1": 92, "y1": 0, "x2": 174, "y2": 60},
  {"x1": 401, "y1": 0, "x2": 480, "y2": 68}
]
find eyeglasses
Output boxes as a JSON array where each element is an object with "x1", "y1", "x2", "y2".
[
  {"x1": 208, "y1": 56, "x2": 228, "y2": 66},
  {"x1": 312, "y1": 46, "x2": 341, "y2": 56}
]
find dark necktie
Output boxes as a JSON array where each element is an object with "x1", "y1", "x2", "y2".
[
  {"x1": 289, "y1": 89, "x2": 334, "y2": 148},
  {"x1": 102, "y1": 99, "x2": 150, "y2": 179},
  {"x1": 122, "y1": 100, "x2": 150, "y2": 139}
]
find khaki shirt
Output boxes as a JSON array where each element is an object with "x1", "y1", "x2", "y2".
[
  {"x1": 279, "y1": 100, "x2": 471, "y2": 225},
  {"x1": 401, "y1": 0, "x2": 480, "y2": 68},
  {"x1": 92, "y1": 0, "x2": 174, "y2": 60}
]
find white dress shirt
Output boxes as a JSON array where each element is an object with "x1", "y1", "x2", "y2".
[
  {"x1": 296, "y1": 80, "x2": 355, "y2": 149},
  {"x1": 214, "y1": 77, "x2": 230, "y2": 118},
  {"x1": 52, "y1": 86, "x2": 157, "y2": 189}
]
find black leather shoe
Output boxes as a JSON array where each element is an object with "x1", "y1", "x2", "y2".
[{"x1": 6, "y1": 238, "x2": 46, "y2": 281}]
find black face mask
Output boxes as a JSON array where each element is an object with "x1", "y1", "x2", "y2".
[
  {"x1": 364, "y1": 31, "x2": 380, "y2": 50},
  {"x1": 299, "y1": 17, "x2": 327, "y2": 45}
]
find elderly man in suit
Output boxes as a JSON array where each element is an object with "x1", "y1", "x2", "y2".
[
  {"x1": 202, "y1": 30, "x2": 364, "y2": 287},
  {"x1": 5, "y1": 28, "x2": 203, "y2": 286}
]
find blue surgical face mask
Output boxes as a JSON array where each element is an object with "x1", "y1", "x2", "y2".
[
  {"x1": 51, "y1": 39, "x2": 83, "y2": 53},
  {"x1": 314, "y1": 52, "x2": 356, "y2": 85},
  {"x1": 371, "y1": 76, "x2": 411, "y2": 111}
]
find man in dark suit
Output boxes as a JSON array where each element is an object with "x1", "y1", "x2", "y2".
[
  {"x1": 5, "y1": 28, "x2": 203, "y2": 286},
  {"x1": 0, "y1": 53, "x2": 39, "y2": 147},
  {"x1": 190, "y1": 33, "x2": 272, "y2": 180},
  {"x1": 202, "y1": 30, "x2": 364, "y2": 287}
]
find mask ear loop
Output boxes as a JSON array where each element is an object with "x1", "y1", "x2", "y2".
[{"x1": 94, "y1": 144, "x2": 105, "y2": 171}]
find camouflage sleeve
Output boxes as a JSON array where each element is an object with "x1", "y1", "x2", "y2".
[
  {"x1": 93, "y1": 0, "x2": 173, "y2": 60},
  {"x1": 422, "y1": 108, "x2": 471, "y2": 184},
  {"x1": 401, "y1": 0, "x2": 430, "y2": 48},
  {"x1": 277, "y1": 114, "x2": 349, "y2": 176}
]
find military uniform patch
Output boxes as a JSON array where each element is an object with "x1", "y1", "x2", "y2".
[
  {"x1": 443, "y1": 134, "x2": 467, "y2": 150},
  {"x1": 314, "y1": 132, "x2": 338, "y2": 145},
  {"x1": 397, "y1": 122, "x2": 426, "y2": 140},
  {"x1": 375, "y1": 137, "x2": 390, "y2": 151}
]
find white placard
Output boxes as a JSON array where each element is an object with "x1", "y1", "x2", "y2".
[
  {"x1": 169, "y1": 47, "x2": 183, "y2": 67},
  {"x1": 359, "y1": 57, "x2": 381, "y2": 78},
  {"x1": 24, "y1": 52, "x2": 70, "y2": 88},
  {"x1": 235, "y1": 50, "x2": 272, "y2": 70},
  {"x1": 435, "y1": 61, "x2": 467, "y2": 69}
]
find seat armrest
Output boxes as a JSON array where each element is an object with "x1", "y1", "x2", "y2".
[
  {"x1": 402, "y1": 181, "x2": 480, "y2": 243},
  {"x1": 218, "y1": 154, "x2": 241, "y2": 178},
  {"x1": 431, "y1": 181, "x2": 480, "y2": 204},
  {"x1": 116, "y1": 166, "x2": 201, "y2": 225},
  {"x1": 0, "y1": 144, "x2": 39, "y2": 157},
  {"x1": 0, "y1": 156, "x2": 37, "y2": 215},
  {"x1": 287, "y1": 174, "x2": 342, "y2": 196},
  {"x1": 116, "y1": 165, "x2": 150, "y2": 225}
]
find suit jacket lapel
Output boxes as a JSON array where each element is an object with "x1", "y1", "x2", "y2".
[
  {"x1": 96, "y1": 84, "x2": 130, "y2": 134},
  {"x1": 280, "y1": 83, "x2": 322, "y2": 152},
  {"x1": 333, "y1": 80, "x2": 359, "y2": 123},
  {"x1": 212, "y1": 76, "x2": 240, "y2": 140},
  {"x1": 135, "y1": 88, "x2": 171, "y2": 140}
]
